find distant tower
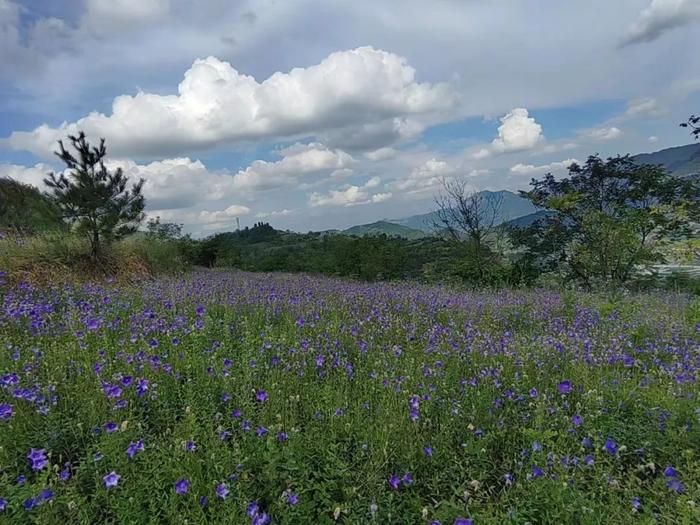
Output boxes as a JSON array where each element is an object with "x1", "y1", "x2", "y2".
[{"x1": 236, "y1": 217, "x2": 240, "y2": 231}]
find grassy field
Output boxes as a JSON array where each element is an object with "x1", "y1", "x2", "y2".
[{"x1": 0, "y1": 270, "x2": 698, "y2": 524}]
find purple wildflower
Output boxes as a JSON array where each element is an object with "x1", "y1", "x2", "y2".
[
  {"x1": 0, "y1": 403, "x2": 12, "y2": 421},
  {"x1": 215, "y1": 483, "x2": 229, "y2": 500},
  {"x1": 126, "y1": 439, "x2": 144, "y2": 459},
  {"x1": 103, "y1": 471, "x2": 120, "y2": 489},
  {"x1": 27, "y1": 448, "x2": 48, "y2": 471},
  {"x1": 255, "y1": 390, "x2": 268, "y2": 403},
  {"x1": 175, "y1": 478, "x2": 189, "y2": 495},
  {"x1": 388, "y1": 474, "x2": 400, "y2": 489},
  {"x1": 604, "y1": 438, "x2": 617, "y2": 455},
  {"x1": 557, "y1": 380, "x2": 572, "y2": 394}
]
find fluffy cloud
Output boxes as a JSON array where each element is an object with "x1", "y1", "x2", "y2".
[
  {"x1": 0, "y1": 162, "x2": 52, "y2": 189},
  {"x1": 4, "y1": 47, "x2": 457, "y2": 159},
  {"x1": 622, "y1": 0, "x2": 700, "y2": 46},
  {"x1": 197, "y1": 204, "x2": 251, "y2": 224},
  {"x1": 491, "y1": 108, "x2": 544, "y2": 153},
  {"x1": 510, "y1": 158, "x2": 578, "y2": 176},
  {"x1": 309, "y1": 178, "x2": 390, "y2": 207},
  {"x1": 232, "y1": 143, "x2": 354, "y2": 192},
  {"x1": 392, "y1": 158, "x2": 455, "y2": 194},
  {"x1": 114, "y1": 157, "x2": 241, "y2": 210},
  {"x1": 588, "y1": 127, "x2": 622, "y2": 141},
  {"x1": 470, "y1": 108, "x2": 544, "y2": 159}
]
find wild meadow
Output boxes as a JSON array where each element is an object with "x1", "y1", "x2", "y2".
[{"x1": 0, "y1": 269, "x2": 698, "y2": 524}]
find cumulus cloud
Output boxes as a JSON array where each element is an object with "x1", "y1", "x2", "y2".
[
  {"x1": 392, "y1": 158, "x2": 455, "y2": 193},
  {"x1": 509, "y1": 158, "x2": 578, "y2": 176},
  {"x1": 587, "y1": 126, "x2": 622, "y2": 141},
  {"x1": 4, "y1": 47, "x2": 457, "y2": 159},
  {"x1": 0, "y1": 162, "x2": 52, "y2": 189},
  {"x1": 114, "y1": 157, "x2": 240, "y2": 210},
  {"x1": 231, "y1": 143, "x2": 354, "y2": 192},
  {"x1": 197, "y1": 204, "x2": 251, "y2": 224},
  {"x1": 309, "y1": 178, "x2": 390, "y2": 207},
  {"x1": 622, "y1": 0, "x2": 700, "y2": 46},
  {"x1": 491, "y1": 108, "x2": 544, "y2": 153}
]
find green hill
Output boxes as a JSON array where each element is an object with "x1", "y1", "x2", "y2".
[
  {"x1": 0, "y1": 177, "x2": 64, "y2": 234},
  {"x1": 343, "y1": 220, "x2": 426, "y2": 239}
]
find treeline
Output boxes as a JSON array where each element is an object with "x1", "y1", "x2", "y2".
[{"x1": 194, "y1": 225, "x2": 472, "y2": 282}]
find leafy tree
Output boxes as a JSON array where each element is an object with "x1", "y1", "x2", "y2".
[
  {"x1": 680, "y1": 114, "x2": 699, "y2": 139},
  {"x1": 519, "y1": 155, "x2": 699, "y2": 287},
  {"x1": 146, "y1": 216, "x2": 183, "y2": 241},
  {"x1": 44, "y1": 132, "x2": 145, "y2": 259},
  {"x1": 0, "y1": 177, "x2": 64, "y2": 234}
]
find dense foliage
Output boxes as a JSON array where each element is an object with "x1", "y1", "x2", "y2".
[
  {"x1": 0, "y1": 178, "x2": 64, "y2": 234},
  {"x1": 519, "y1": 155, "x2": 699, "y2": 288},
  {"x1": 0, "y1": 270, "x2": 697, "y2": 523},
  {"x1": 195, "y1": 225, "x2": 515, "y2": 284}
]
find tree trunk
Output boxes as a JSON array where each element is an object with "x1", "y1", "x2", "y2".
[{"x1": 91, "y1": 229, "x2": 100, "y2": 261}]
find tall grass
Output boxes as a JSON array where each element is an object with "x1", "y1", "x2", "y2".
[{"x1": 0, "y1": 233, "x2": 188, "y2": 284}]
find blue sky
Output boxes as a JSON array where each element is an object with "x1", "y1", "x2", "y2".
[{"x1": 1, "y1": 0, "x2": 699, "y2": 235}]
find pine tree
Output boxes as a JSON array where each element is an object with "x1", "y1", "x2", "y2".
[{"x1": 44, "y1": 132, "x2": 145, "y2": 260}]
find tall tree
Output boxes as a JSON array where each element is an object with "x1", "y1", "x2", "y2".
[
  {"x1": 432, "y1": 179, "x2": 503, "y2": 281},
  {"x1": 44, "y1": 132, "x2": 145, "y2": 260},
  {"x1": 519, "y1": 155, "x2": 699, "y2": 287}
]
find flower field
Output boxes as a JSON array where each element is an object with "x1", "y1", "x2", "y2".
[{"x1": 0, "y1": 270, "x2": 698, "y2": 524}]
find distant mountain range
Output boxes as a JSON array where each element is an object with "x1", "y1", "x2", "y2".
[
  {"x1": 632, "y1": 142, "x2": 700, "y2": 179},
  {"x1": 342, "y1": 143, "x2": 700, "y2": 239},
  {"x1": 343, "y1": 220, "x2": 426, "y2": 239},
  {"x1": 391, "y1": 190, "x2": 539, "y2": 233}
]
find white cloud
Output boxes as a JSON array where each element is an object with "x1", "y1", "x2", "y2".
[
  {"x1": 471, "y1": 148, "x2": 491, "y2": 160},
  {"x1": 198, "y1": 204, "x2": 251, "y2": 224},
  {"x1": 0, "y1": 162, "x2": 52, "y2": 189},
  {"x1": 4, "y1": 47, "x2": 457, "y2": 158},
  {"x1": 309, "y1": 177, "x2": 388, "y2": 207},
  {"x1": 491, "y1": 108, "x2": 544, "y2": 153},
  {"x1": 622, "y1": 0, "x2": 700, "y2": 46},
  {"x1": 648, "y1": 135, "x2": 660, "y2": 143},
  {"x1": 393, "y1": 157, "x2": 455, "y2": 193},
  {"x1": 588, "y1": 126, "x2": 622, "y2": 141},
  {"x1": 231, "y1": 142, "x2": 354, "y2": 192},
  {"x1": 364, "y1": 147, "x2": 398, "y2": 161},
  {"x1": 624, "y1": 97, "x2": 663, "y2": 117},
  {"x1": 371, "y1": 192, "x2": 393, "y2": 203},
  {"x1": 116, "y1": 157, "x2": 237, "y2": 210},
  {"x1": 510, "y1": 158, "x2": 578, "y2": 175},
  {"x1": 256, "y1": 208, "x2": 296, "y2": 219}
]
